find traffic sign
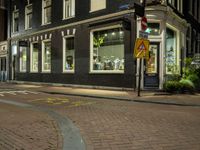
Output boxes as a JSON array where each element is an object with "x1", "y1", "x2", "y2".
[
  {"x1": 141, "y1": 16, "x2": 147, "y2": 31},
  {"x1": 134, "y1": 38, "x2": 149, "y2": 58}
]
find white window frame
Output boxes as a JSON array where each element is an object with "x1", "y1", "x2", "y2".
[
  {"x1": 63, "y1": 0, "x2": 75, "y2": 20},
  {"x1": 165, "y1": 24, "x2": 180, "y2": 75},
  {"x1": 90, "y1": 25, "x2": 124, "y2": 74},
  {"x1": 177, "y1": 0, "x2": 183, "y2": 13},
  {"x1": 63, "y1": 35, "x2": 75, "y2": 73},
  {"x1": 19, "y1": 46, "x2": 27, "y2": 72},
  {"x1": 42, "y1": 39, "x2": 51, "y2": 73},
  {"x1": 90, "y1": 0, "x2": 106, "y2": 13},
  {"x1": 25, "y1": 4, "x2": 32, "y2": 30},
  {"x1": 30, "y1": 42, "x2": 39, "y2": 73},
  {"x1": 12, "y1": 10, "x2": 19, "y2": 33},
  {"x1": 42, "y1": 0, "x2": 51, "y2": 25}
]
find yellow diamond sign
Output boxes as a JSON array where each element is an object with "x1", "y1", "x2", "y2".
[{"x1": 134, "y1": 38, "x2": 150, "y2": 58}]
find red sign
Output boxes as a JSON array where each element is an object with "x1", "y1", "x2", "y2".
[{"x1": 141, "y1": 16, "x2": 147, "y2": 31}]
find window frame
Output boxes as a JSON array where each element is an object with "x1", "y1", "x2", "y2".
[
  {"x1": 12, "y1": 10, "x2": 19, "y2": 33},
  {"x1": 30, "y1": 42, "x2": 39, "y2": 73},
  {"x1": 90, "y1": 0, "x2": 106, "y2": 13},
  {"x1": 62, "y1": 35, "x2": 75, "y2": 73},
  {"x1": 42, "y1": 39, "x2": 51, "y2": 73},
  {"x1": 19, "y1": 46, "x2": 27, "y2": 72},
  {"x1": 63, "y1": 0, "x2": 75, "y2": 20},
  {"x1": 42, "y1": 0, "x2": 52, "y2": 25},
  {"x1": 25, "y1": 4, "x2": 33, "y2": 30},
  {"x1": 90, "y1": 25, "x2": 125, "y2": 74},
  {"x1": 165, "y1": 24, "x2": 180, "y2": 75}
]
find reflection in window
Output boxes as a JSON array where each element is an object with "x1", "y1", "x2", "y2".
[
  {"x1": 43, "y1": 0, "x2": 51, "y2": 24},
  {"x1": 31, "y1": 43, "x2": 39, "y2": 72},
  {"x1": 165, "y1": 27, "x2": 178, "y2": 74},
  {"x1": 20, "y1": 47, "x2": 27, "y2": 72},
  {"x1": 63, "y1": 37, "x2": 75, "y2": 71},
  {"x1": 145, "y1": 23, "x2": 160, "y2": 35},
  {"x1": 42, "y1": 41, "x2": 51, "y2": 72},
  {"x1": 91, "y1": 27, "x2": 124, "y2": 72}
]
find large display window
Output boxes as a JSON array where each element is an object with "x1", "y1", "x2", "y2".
[
  {"x1": 63, "y1": 36, "x2": 75, "y2": 72},
  {"x1": 19, "y1": 47, "x2": 27, "y2": 72},
  {"x1": 90, "y1": 26, "x2": 124, "y2": 73},
  {"x1": 42, "y1": 40, "x2": 51, "y2": 72},
  {"x1": 30, "y1": 43, "x2": 39, "y2": 72},
  {"x1": 165, "y1": 27, "x2": 179, "y2": 74}
]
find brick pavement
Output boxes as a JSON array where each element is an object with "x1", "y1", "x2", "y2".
[
  {"x1": 0, "y1": 103, "x2": 62, "y2": 150},
  {"x1": 53, "y1": 96, "x2": 200, "y2": 150}
]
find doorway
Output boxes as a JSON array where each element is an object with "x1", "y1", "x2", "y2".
[{"x1": 144, "y1": 42, "x2": 160, "y2": 88}]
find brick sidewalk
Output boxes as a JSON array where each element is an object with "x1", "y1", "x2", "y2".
[{"x1": 0, "y1": 103, "x2": 62, "y2": 150}]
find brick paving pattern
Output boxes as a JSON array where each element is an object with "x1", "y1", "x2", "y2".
[
  {"x1": 55, "y1": 97, "x2": 200, "y2": 150},
  {"x1": 0, "y1": 103, "x2": 62, "y2": 150}
]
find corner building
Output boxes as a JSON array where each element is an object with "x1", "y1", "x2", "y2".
[{"x1": 7, "y1": 0, "x2": 200, "y2": 89}]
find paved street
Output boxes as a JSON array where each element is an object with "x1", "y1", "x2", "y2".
[{"x1": 0, "y1": 83, "x2": 200, "y2": 150}]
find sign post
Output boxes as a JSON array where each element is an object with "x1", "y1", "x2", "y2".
[{"x1": 136, "y1": 0, "x2": 147, "y2": 97}]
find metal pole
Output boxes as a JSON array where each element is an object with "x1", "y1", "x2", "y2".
[{"x1": 137, "y1": 0, "x2": 146, "y2": 97}]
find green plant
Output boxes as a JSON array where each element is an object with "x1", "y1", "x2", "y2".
[
  {"x1": 93, "y1": 36, "x2": 104, "y2": 48},
  {"x1": 187, "y1": 74, "x2": 199, "y2": 88},
  {"x1": 163, "y1": 81, "x2": 182, "y2": 93},
  {"x1": 179, "y1": 79, "x2": 195, "y2": 93}
]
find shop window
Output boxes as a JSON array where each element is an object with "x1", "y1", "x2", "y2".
[
  {"x1": 13, "y1": 10, "x2": 19, "y2": 32},
  {"x1": 90, "y1": 26, "x2": 124, "y2": 73},
  {"x1": 19, "y1": 47, "x2": 27, "y2": 72},
  {"x1": 63, "y1": 36, "x2": 75, "y2": 72},
  {"x1": 145, "y1": 23, "x2": 160, "y2": 36},
  {"x1": 30, "y1": 43, "x2": 39, "y2": 72},
  {"x1": 25, "y1": 4, "x2": 32, "y2": 29},
  {"x1": 63, "y1": 0, "x2": 75, "y2": 19},
  {"x1": 90, "y1": 0, "x2": 106, "y2": 12},
  {"x1": 42, "y1": 0, "x2": 51, "y2": 25},
  {"x1": 165, "y1": 27, "x2": 179, "y2": 74},
  {"x1": 42, "y1": 40, "x2": 51, "y2": 72}
]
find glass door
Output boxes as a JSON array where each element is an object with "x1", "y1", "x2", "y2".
[{"x1": 144, "y1": 42, "x2": 160, "y2": 88}]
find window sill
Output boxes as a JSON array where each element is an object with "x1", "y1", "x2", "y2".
[
  {"x1": 30, "y1": 71, "x2": 39, "y2": 73},
  {"x1": 42, "y1": 70, "x2": 51, "y2": 73},
  {"x1": 62, "y1": 16, "x2": 75, "y2": 21},
  {"x1": 41, "y1": 22, "x2": 51, "y2": 26},
  {"x1": 89, "y1": 70, "x2": 124, "y2": 74},
  {"x1": 25, "y1": 27, "x2": 32, "y2": 31},
  {"x1": 19, "y1": 71, "x2": 27, "y2": 73},
  {"x1": 89, "y1": 8, "x2": 106, "y2": 13},
  {"x1": 63, "y1": 70, "x2": 75, "y2": 74}
]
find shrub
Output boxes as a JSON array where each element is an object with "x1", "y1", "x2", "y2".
[
  {"x1": 163, "y1": 81, "x2": 182, "y2": 93},
  {"x1": 187, "y1": 74, "x2": 200, "y2": 88},
  {"x1": 179, "y1": 79, "x2": 195, "y2": 93}
]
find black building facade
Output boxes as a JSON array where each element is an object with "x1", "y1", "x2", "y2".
[{"x1": 6, "y1": 0, "x2": 200, "y2": 89}]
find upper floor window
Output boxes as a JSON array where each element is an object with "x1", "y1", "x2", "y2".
[
  {"x1": 63, "y1": 0, "x2": 75, "y2": 19},
  {"x1": 12, "y1": 10, "x2": 19, "y2": 32},
  {"x1": 168, "y1": 0, "x2": 177, "y2": 8},
  {"x1": 0, "y1": 0, "x2": 5, "y2": 7},
  {"x1": 177, "y1": 0, "x2": 183, "y2": 13},
  {"x1": 42, "y1": 0, "x2": 51, "y2": 25},
  {"x1": 25, "y1": 4, "x2": 32, "y2": 29},
  {"x1": 90, "y1": 0, "x2": 106, "y2": 12}
]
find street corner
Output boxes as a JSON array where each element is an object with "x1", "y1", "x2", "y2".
[{"x1": 0, "y1": 102, "x2": 63, "y2": 150}]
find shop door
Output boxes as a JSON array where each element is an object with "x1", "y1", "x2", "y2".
[{"x1": 144, "y1": 42, "x2": 160, "y2": 88}]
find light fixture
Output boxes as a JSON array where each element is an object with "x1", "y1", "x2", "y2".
[
  {"x1": 119, "y1": 31, "x2": 123, "y2": 34},
  {"x1": 112, "y1": 32, "x2": 116, "y2": 35},
  {"x1": 104, "y1": 33, "x2": 108, "y2": 37}
]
